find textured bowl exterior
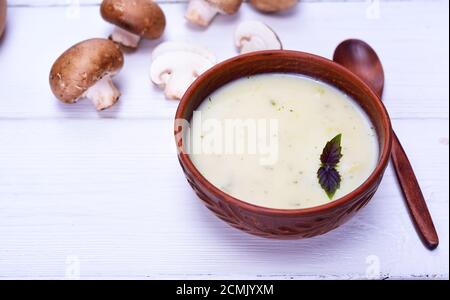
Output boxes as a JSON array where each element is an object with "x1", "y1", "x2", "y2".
[
  {"x1": 176, "y1": 51, "x2": 392, "y2": 239},
  {"x1": 0, "y1": 0, "x2": 6, "y2": 38}
]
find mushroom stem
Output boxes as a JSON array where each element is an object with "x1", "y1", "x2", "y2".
[
  {"x1": 83, "y1": 75, "x2": 121, "y2": 111},
  {"x1": 110, "y1": 26, "x2": 141, "y2": 48},
  {"x1": 164, "y1": 70, "x2": 196, "y2": 100},
  {"x1": 186, "y1": 0, "x2": 219, "y2": 27}
]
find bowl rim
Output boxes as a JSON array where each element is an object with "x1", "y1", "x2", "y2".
[{"x1": 175, "y1": 50, "x2": 393, "y2": 216}]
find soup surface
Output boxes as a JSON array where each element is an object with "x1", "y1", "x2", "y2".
[{"x1": 189, "y1": 74, "x2": 378, "y2": 209}]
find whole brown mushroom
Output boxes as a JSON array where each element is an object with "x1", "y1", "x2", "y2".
[
  {"x1": 101, "y1": 0, "x2": 166, "y2": 49},
  {"x1": 49, "y1": 39, "x2": 124, "y2": 111},
  {"x1": 0, "y1": 0, "x2": 6, "y2": 38},
  {"x1": 249, "y1": 0, "x2": 297, "y2": 13}
]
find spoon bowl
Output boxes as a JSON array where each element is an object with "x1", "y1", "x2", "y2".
[{"x1": 334, "y1": 39, "x2": 385, "y2": 98}]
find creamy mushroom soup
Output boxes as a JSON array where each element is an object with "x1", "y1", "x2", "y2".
[{"x1": 189, "y1": 74, "x2": 379, "y2": 209}]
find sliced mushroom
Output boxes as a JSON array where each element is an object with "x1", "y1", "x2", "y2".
[
  {"x1": 186, "y1": 0, "x2": 242, "y2": 27},
  {"x1": 49, "y1": 38, "x2": 124, "y2": 111},
  {"x1": 150, "y1": 42, "x2": 216, "y2": 100},
  {"x1": 235, "y1": 21, "x2": 282, "y2": 54},
  {"x1": 101, "y1": 0, "x2": 166, "y2": 49},
  {"x1": 0, "y1": 0, "x2": 6, "y2": 38},
  {"x1": 249, "y1": 0, "x2": 297, "y2": 13}
]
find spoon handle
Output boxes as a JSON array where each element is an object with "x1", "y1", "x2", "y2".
[{"x1": 391, "y1": 131, "x2": 439, "y2": 250}]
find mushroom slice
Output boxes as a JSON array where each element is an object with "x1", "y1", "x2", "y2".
[
  {"x1": 235, "y1": 21, "x2": 282, "y2": 54},
  {"x1": 0, "y1": 0, "x2": 6, "y2": 38},
  {"x1": 49, "y1": 38, "x2": 124, "y2": 111},
  {"x1": 150, "y1": 42, "x2": 216, "y2": 100},
  {"x1": 186, "y1": 0, "x2": 243, "y2": 27},
  {"x1": 249, "y1": 0, "x2": 298, "y2": 13},
  {"x1": 100, "y1": 0, "x2": 166, "y2": 49}
]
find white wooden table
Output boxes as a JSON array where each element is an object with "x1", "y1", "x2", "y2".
[{"x1": 0, "y1": 0, "x2": 448, "y2": 280}]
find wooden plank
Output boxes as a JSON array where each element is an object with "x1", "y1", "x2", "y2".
[
  {"x1": 0, "y1": 2, "x2": 448, "y2": 120},
  {"x1": 8, "y1": 0, "x2": 177, "y2": 6},
  {"x1": 5, "y1": 0, "x2": 447, "y2": 7},
  {"x1": 0, "y1": 118, "x2": 448, "y2": 279}
]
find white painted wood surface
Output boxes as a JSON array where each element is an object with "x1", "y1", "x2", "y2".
[{"x1": 0, "y1": 0, "x2": 448, "y2": 280}]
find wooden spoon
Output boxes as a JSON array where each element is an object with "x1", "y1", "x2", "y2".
[{"x1": 333, "y1": 39, "x2": 439, "y2": 250}]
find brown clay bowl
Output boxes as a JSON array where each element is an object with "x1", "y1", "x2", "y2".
[{"x1": 175, "y1": 51, "x2": 393, "y2": 239}]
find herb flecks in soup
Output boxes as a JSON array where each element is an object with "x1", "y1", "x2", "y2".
[{"x1": 190, "y1": 74, "x2": 379, "y2": 209}]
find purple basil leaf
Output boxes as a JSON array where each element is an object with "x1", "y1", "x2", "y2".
[
  {"x1": 320, "y1": 134, "x2": 343, "y2": 167},
  {"x1": 317, "y1": 166, "x2": 342, "y2": 199},
  {"x1": 318, "y1": 134, "x2": 343, "y2": 199}
]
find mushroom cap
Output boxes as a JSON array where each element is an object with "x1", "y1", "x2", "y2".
[
  {"x1": 249, "y1": 0, "x2": 297, "y2": 13},
  {"x1": 235, "y1": 20, "x2": 282, "y2": 53},
  {"x1": 150, "y1": 41, "x2": 216, "y2": 100},
  {"x1": 152, "y1": 41, "x2": 216, "y2": 64},
  {"x1": 101, "y1": 0, "x2": 166, "y2": 40},
  {"x1": 0, "y1": 0, "x2": 6, "y2": 38},
  {"x1": 206, "y1": 0, "x2": 243, "y2": 14},
  {"x1": 49, "y1": 38, "x2": 124, "y2": 103}
]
